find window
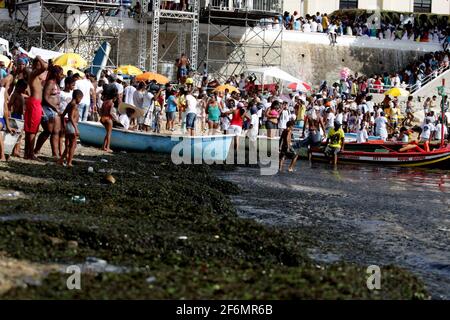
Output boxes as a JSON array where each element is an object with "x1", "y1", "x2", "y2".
[
  {"x1": 414, "y1": 0, "x2": 432, "y2": 13},
  {"x1": 339, "y1": 0, "x2": 358, "y2": 10}
]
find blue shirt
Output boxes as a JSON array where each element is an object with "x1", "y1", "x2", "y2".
[{"x1": 166, "y1": 95, "x2": 177, "y2": 113}]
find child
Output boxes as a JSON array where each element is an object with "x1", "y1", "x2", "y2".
[
  {"x1": 279, "y1": 120, "x2": 298, "y2": 173},
  {"x1": 153, "y1": 100, "x2": 162, "y2": 133},
  {"x1": 58, "y1": 90, "x2": 83, "y2": 167},
  {"x1": 99, "y1": 84, "x2": 118, "y2": 152},
  {"x1": 59, "y1": 76, "x2": 76, "y2": 157}
]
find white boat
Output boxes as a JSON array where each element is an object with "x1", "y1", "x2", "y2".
[{"x1": 78, "y1": 121, "x2": 235, "y2": 162}]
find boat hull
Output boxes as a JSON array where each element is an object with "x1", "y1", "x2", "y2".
[
  {"x1": 78, "y1": 121, "x2": 235, "y2": 162},
  {"x1": 310, "y1": 143, "x2": 450, "y2": 168}
]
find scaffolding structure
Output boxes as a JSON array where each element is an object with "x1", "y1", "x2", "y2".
[
  {"x1": 203, "y1": 1, "x2": 283, "y2": 82},
  {"x1": 142, "y1": 0, "x2": 200, "y2": 73},
  {"x1": 14, "y1": 0, "x2": 122, "y2": 65}
]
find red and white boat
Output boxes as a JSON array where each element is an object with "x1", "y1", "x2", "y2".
[{"x1": 310, "y1": 141, "x2": 450, "y2": 168}]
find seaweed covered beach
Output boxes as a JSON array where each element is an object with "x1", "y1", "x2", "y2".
[{"x1": 0, "y1": 144, "x2": 428, "y2": 299}]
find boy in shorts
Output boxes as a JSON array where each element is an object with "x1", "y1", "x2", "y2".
[{"x1": 58, "y1": 90, "x2": 83, "y2": 167}]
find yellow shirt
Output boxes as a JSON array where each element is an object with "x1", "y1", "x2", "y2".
[
  {"x1": 327, "y1": 128, "x2": 345, "y2": 148},
  {"x1": 297, "y1": 104, "x2": 306, "y2": 121},
  {"x1": 177, "y1": 95, "x2": 186, "y2": 112}
]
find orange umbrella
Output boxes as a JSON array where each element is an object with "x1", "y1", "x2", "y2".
[
  {"x1": 213, "y1": 84, "x2": 240, "y2": 93},
  {"x1": 135, "y1": 72, "x2": 169, "y2": 84}
]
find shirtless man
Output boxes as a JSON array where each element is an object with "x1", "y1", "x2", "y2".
[
  {"x1": 8, "y1": 79, "x2": 28, "y2": 157},
  {"x1": 300, "y1": 106, "x2": 326, "y2": 161},
  {"x1": 24, "y1": 56, "x2": 48, "y2": 160},
  {"x1": 11, "y1": 58, "x2": 31, "y2": 96},
  {"x1": 8, "y1": 79, "x2": 27, "y2": 120},
  {"x1": 34, "y1": 65, "x2": 64, "y2": 159},
  {"x1": 178, "y1": 53, "x2": 190, "y2": 85}
]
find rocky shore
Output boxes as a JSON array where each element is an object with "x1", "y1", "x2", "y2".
[{"x1": 0, "y1": 144, "x2": 428, "y2": 299}]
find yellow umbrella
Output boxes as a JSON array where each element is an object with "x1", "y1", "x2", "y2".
[
  {"x1": 53, "y1": 53, "x2": 88, "y2": 69},
  {"x1": 114, "y1": 65, "x2": 143, "y2": 76},
  {"x1": 62, "y1": 66, "x2": 85, "y2": 78},
  {"x1": 384, "y1": 87, "x2": 410, "y2": 97},
  {"x1": 135, "y1": 72, "x2": 169, "y2": 84},
  {"x1": 0, "y1": 54, "x2": 11, "y2": 66},
  {"x1": 213, "y1": 84, "x2": 240, "y2": 94}
]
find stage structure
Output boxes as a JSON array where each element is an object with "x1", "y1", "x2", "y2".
[
  {"x1": 202, "y1": 0, "x2": 283, "y2": 82},
  {"x1": 138, "y1": 0, "x2": 200, "y2": 72},
  {"x1": 14, "y1": 0, "x2": 122, "y2": 66}
]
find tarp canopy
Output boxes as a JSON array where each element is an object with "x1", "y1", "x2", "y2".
[
  {"x1": 246, "y1": 66, "x2": 302, "y2": 84},
  {"x1": 28, "y1": 47, "x2": 62, "y2": 61}
]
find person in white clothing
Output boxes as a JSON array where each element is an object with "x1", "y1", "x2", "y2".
[
  {"x1": 142, "y1": 90, "x2": 154, "y2": 132},
  {"x1": 356, "y1": 121, "x2": 368, "y2": 143},
  {"x1": 374, "y1": 112, "x2": 390, "y2": 141},
  {"x1": 123, "y1": 82, "x2": 136, "y2": 106},
  {"x1": 278, "y1": 102, "x2": 290, "y2": 136},
  {"x1": 311, "y1": 19, "x2": 318, "y2": 32},
  {"x1": 302, "y1": 21, "x2": 311, "y2": 33},
  {"x1": 74, "y1": 73, "x2": 95, "y2": 121},
  {"x1": 185, "y1": 89, "x2": 198, "y2": 136}
]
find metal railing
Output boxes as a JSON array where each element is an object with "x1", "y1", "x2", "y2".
[
  {"x1": 205, "y1": 0, "x2": 282, "y2": 13},
  {"x1": 368, "y1": 65, "x2": 450, "y2": 95}
]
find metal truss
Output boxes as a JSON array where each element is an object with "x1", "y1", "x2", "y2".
[
  {"x1": 149, "y1": 2, "x2": 200, "y2": 73},
  {"x1": 138, "y1": 0, "x2": 150, "y2": 70},
  {"x1": 205, "y1": 9, "x2": 283, "y2": 82},
  {"x1": 14, "y1": 0, "x2": 121, "y2": 65}
]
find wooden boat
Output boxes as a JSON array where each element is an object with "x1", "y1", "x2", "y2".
[
  {"x1": 310, "y1": 141, "x2": 450, "y2": 168},
  {"x1": 78, "y1": 121, "x2": 235, "y2": 162}
]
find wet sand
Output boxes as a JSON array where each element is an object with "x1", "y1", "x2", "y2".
[
  {"x1": 0, "y1": 141, "x2": 429, "y2": 299},
  {"x1": 216, "y1": 162, "x2": 450, "y2": 299}
]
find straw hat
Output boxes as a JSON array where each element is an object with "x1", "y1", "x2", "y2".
[{"x1": 118, "y1": 102, "x2": 145, "y2": 119}]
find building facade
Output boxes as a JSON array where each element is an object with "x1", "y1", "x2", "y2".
[{"x1": 284, "y1": 0, "x2": 450, "y2": 16}]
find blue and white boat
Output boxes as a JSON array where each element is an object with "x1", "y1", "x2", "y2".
[
  {"x1": 88, "y1": 42, "x2": 111, "y2": 80},
  {"x1": 78, "y1": 121, "x2": 235, "y2": 162}
]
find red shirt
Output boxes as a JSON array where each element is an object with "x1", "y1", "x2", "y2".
[{"x1": 230, "y1": 108, "x2": 244, "y2": 127}]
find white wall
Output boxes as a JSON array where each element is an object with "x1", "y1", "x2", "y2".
[
  {"x1": 358, "y1": 0, "x2": 380, "y2": 10},
  {"x1": 283, "y1": 0, "x2": 302, "y2": 14},
  {"x1": 299, "y1": 0, "x2": 449, "y2": 14},
  {"x1": 304, "y1": 0, "x2": 339, "y2": 15},
  {"x1": 432, "y1": 0, "x2": 450, "y2": 15}
]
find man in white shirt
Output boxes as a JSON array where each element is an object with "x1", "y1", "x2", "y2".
[
  {"x1": 303, "y1": 21, "x2": 311, "y2": 33},
  {"x1": 74, "y1": 73, "x2": 96, "y2": 121},
  {"x1": 374, "y1": 112, "x2": 389, "y2": 141},
  {"x1": 421, "y1": 119, "x2": 434, "y2": 142},
  {"x1": 185, "y1": 88, "x2": 198, "y2": 136},
  {"x1": 311, "y1": 19, "x2": 318, "y2": 32},
  {"x1": 123, "y1": 81, "x2": 136, "y2": 105}
]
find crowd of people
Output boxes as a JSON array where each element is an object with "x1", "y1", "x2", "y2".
[
  {"x1": 0, "y1": 40, "x2": 449, "y2": 169},
  {"x1": 261, "y1": 10, "x2": 450, "y2": 49}
]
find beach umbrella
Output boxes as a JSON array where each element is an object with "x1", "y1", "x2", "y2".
[
  {"x1": 213, "y1": 84, "x2": 240, "y2": 94},
  {"x1": 61, "y1": 66, "x2": 85, "y2": 78},
  {"x1": 287, "y1": 82, "x2": 311, "y2": 92},
  {"x1": 135, "y1": 72, "x2": 169, "y2": 84},
  {"x1": 114, "y1": 65, "x2": 143, "y2": 76},
  {"x1": 53, "y1": 53, "x2": 88, "y2": 69},
  {"x1": 0, "y1": 54, "x2": 11, "y2": 66},
  {"x1": 384, "y1": 87, "x2": 410, "y2": 97}
]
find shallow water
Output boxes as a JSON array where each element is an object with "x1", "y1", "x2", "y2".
[{"x1": 217, "y1": 162, "x2": 450, "y2": 299}]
